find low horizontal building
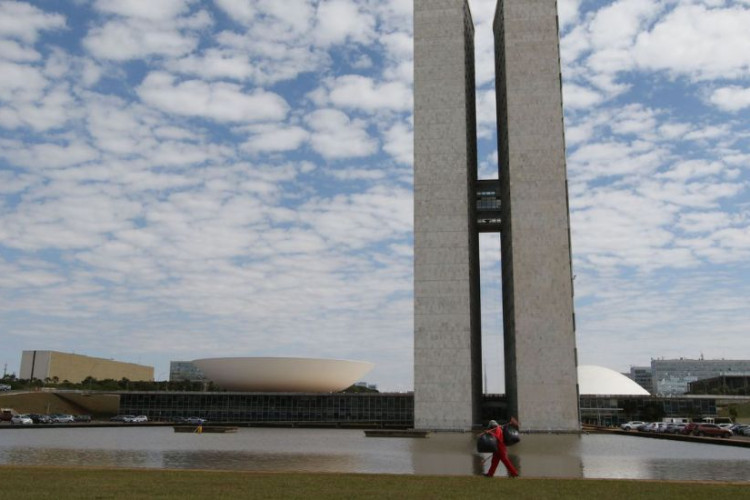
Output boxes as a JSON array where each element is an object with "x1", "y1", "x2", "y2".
[
  {"x1": 20, "y1": 350, "x2": 153, "y2": 383},
  {"x1": 120, "y1": 391, "x2": 414, "y2": 427}
]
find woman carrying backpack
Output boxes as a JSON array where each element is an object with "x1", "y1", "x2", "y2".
[{"x1": 482, "y1": 417, "x2": 520, "y2": 478}]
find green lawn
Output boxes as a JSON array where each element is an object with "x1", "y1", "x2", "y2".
[{"x1": 0, "y1": 466, "x2": 746, "y2": 499}]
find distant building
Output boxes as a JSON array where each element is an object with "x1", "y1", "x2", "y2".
[
  {"x1": 651, "y1": 358, "x2": 750, "y2": 396},
  {"x1": 627, "y1": 366, "x2": 653, "y2": 394},
  {"x1": 19, "y1": 350, "x2": 153, "y2": 383},
  {"x1": 687, "y1": 375, "x2": 750, "y2": 395},
  {"x1": 169, "y1": 361, "x2": 206, "y2": 382}
]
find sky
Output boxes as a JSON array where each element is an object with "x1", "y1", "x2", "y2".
[{"x1": 0, "y1": 0, "x2": 748, "y2": 393}]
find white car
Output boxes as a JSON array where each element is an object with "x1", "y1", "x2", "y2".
[
  {"x1": 125, "y1": 415, "x2": 148, "y2": 423},
  {"x1": 10, "y1": 414, "x2": 33, "y2": 425},
  {"x1": 620, "y1": 421, "x2": 645, "y2": 431}
]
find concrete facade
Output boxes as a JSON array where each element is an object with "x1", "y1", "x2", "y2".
[
  {"x1": 413, "y1": 0, "x2": 482, "y2": 430},
  {"x1": 413, "y1": 0, "x2": 579, "y2": 431},
  {"x1": 20, "y1": 350, "x2": 154, "y2": 383},
  {"x1": 493, "y1": 0, "x2": 579, "y2": 430}
]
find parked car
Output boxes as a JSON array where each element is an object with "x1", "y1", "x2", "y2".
[
  {"x1": 741, "y1": 427, "x2": 750, "y2": 437},
  {"x1": 110, "y1": 415, "x2": 135, "y2": 422},
  {"x1": 680, "y1": 422, "x2": 699, "y2": 435},
  {"x1": 126, "y1": 415, "x2": 148, "y2": 423},
  {"x1": 74, "y1": 415, "x2": 92, "y2": 423},
  {"x1": 664, "y1": 423, "x2": 685, "y2": 434},
  {"x1": 692, "y1": 423, "x2": 732, "y2": 438},
  {"x1": 51, "y1": 414, "x2": 75, "y2": 423},
  {"x1": 729, "y1": 424, "x2": 745, "y2": 434},
  {"x1": 10, "y1": 414, "x2": 33, "y2": 425},
  {"x1": 620, "y1": 421, "x2": 645, "y2": 431},
  {"x1": 28, "y1": 414, "x2": 53, "y2": 424},
  {"x1": 639, "y1": 422, "x2": 665, "y2": 433},
  {"x1": 0, "y1": 384, "x2": 11, "y2": 391},
  {"x1": 177, "y1": 417, "x2": 206, "y2": 425}
]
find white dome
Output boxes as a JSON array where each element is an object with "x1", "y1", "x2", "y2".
[
  {"x1": 578, "y1": 365, "x2": 650, "y2": 396},
  {"x1": 192, "y1": 357, "x2": 374, "y2": 393}
]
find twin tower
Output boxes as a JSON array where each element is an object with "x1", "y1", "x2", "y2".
[{"x1": 413, "y1": 0, "x2": 579, "y2": 431}]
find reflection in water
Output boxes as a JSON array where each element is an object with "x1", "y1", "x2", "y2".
[
  {"x1": 509, "y1": 434, "x2": 584, "y2": 478},
  {"x1": 0, "y1": 427, "x2": 747, "y2": 481}
]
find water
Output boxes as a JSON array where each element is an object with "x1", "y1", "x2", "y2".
[{"x1": 0, "y1": 427, "x2": 748, "y2": 481}]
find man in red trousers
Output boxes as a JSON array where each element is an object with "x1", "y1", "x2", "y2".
[{"x1": 484, "y1": 418, "x2": 519, "y2": 478}]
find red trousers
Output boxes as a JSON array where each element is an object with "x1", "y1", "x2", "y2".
[{"x1": 487, "y1": 446, "x2": 518, "y2": 477}]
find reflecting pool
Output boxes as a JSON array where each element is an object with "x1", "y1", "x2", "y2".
[{"x1": 0, "y1": 427, "x2": 748, "y2": 481}]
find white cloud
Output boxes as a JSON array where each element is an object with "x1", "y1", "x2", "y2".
[
  {"x1": 677, "y1": 211, "x2": 733, "y2": 234},
  {"x1": 326, "y1": 75, "x2": 412, "y2": 112},
  {"x1": 708, "y1": 85, "x2": 750, "y2": 112},
  {"x1": 0, "y1": 39, "x2": 41, "y2": 61},
  {"x1": 307, "y1": 109, "x2": 378, "y2": 159},
  {"x1": 167, "y1": 49, "x2": 256, "y2": 81},
  {"x1": 658, "y1": 160, "x2": 725, "y2": 182},
  {"x1": 314, "y1": 0, "x2": 375, "y2": 47},
  {"x1": 83, "y1": 10, "x2": 211, "y2": 61},
  {"x1": 302, "y1": 185, "x2": 412, "y2": 249},
  {"x1": 558, "y1": 0, "x2": 583, "y2": 30},
  {"x1": 382, "y1": 120, "x2": 413, "y2": 166},
  {"x1": 94, "y1": 0, "x2": 196, "y2": 21},
  {"x1": 563, "y1": 82, "x2": 603, "y2": 109},
  {"x1": 632, "y1": 4, "x2": 750, "y2": 80},
  {"x1": 0, "y1": 1, "x2": 65, "y2": 43},
  {"x1": 0, "y1": 139, "x2": 99, "y2": 170},
  {"x1": 241, "y1": 124, "x2": 309, "y2": 154},
  {"x1": 137, "y1": 71, "x2": 289, "y2": 123}
]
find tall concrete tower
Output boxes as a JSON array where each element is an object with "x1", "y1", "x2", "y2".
[
  {"x1": 493, "y1": 0, "x2": 579, "y2": 431},
  {"x1": 413, "y1": 0, "x2": 482, "y2": 430},
  {"x1": 413, "y1": 0, "x2": 579, "y2": 431}
]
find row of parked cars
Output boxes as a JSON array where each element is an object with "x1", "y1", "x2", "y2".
[
  {"x1": 110, "y1": 414, "x2": 149, "y2": 423},
  {"x1": 620, "y1": 420, "x2": 749, "y2": 438},
  {"x1": 9, "y1": 413, "x2": 91, "y2": 425}
]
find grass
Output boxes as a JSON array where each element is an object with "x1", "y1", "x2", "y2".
[{"x1": 0, "y1": 466, "x2": 747, "y2": 499}]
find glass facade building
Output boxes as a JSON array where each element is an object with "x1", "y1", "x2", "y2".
[
  {"x1": 118, "y1": 392, "x2": 720, "y2": 429},
  {"x1": 651, "y1": 359, "x2": 750, "y2": 396},
  {"x1": 579, "y1": 396, "x2": 717, "y2": 427},
  {"x1": 120, "y1": 392, "x2": 414, "y2": 427}
]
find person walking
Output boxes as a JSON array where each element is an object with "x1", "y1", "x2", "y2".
[{"x1": 483, "y1": 418, "x2": 519, "y2": 478}]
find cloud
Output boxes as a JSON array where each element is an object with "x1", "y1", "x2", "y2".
[
  {"x1": 93, "y1": 0, "x2": 196, "y2": 21},
  {"x1": 382, "y1": 121, "x2": 413, "y2": 166},
  {"x1": 563, "y1": 83, "x2": 603, "y2": 109},
  {"x1": 0, "y1": 139, "x2": 99, "y2": 170},
  {"x1": 0, "y1": 1, "x2": 65, "y2": 43},
  {"x1": 708, "y1": 85, "x2": 750, "y2": 112},
  {"x1": 632, "y1": 3, "x2": 750, "y2": 80},
  {"x1": 314, "y1": 0, "x2": 375, "y2": 47},
  {"x1": 137, "y1": 71, "x2": 289, "y2": 123},
  {"x1": 241, "y1": 124, "x2": 309, "y2": 154},
  {"x1": 83, "y1": 10, "x2": 210, "y2": 61},
  {"x1": 306, "y1": 109, "x2": 378, "y2": 159},
  {"x1": 326, "y1": 75, "x2": 412, "y2": 112}
]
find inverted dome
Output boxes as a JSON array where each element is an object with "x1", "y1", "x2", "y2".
[
  {"x1": 192, "y1": 357, "x2": 374, "y2": 393},
  {"x1": 578, "y1": 365, "x2": 650, "y2": 396}
]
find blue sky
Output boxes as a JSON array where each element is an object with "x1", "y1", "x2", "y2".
[{"x1": 1, "y1": 0, "x2": 748, "y2": 392}]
